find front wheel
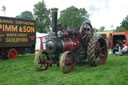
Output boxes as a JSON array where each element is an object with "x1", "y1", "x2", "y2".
[
  {"x1": 87, "y1": 37, "x2": 107, "y2": 66},
  {"x1": 60, "y1": 51, "x2": 75, "y2": 74},
  {"x1": 34, "y1": 50, "x2": 51, "y2": 71}
]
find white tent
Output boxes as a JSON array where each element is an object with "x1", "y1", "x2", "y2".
[
  {"x1": 35, "y1": 32, "x2": 49, "y2": 50},
  {"x1": 36, "y1": 32, "x2": 48, "y2": 37}
]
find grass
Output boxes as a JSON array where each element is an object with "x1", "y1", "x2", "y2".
[{"x1": 0, "y1": 54, "x2": 128, "y2": 85}]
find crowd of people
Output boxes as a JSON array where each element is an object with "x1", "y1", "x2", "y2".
[{"x1": 113, "y1": 40, "x2": 128, "y2": 55}]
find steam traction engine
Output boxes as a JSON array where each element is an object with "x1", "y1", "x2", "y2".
[{"x1": 34, "y1": 8, "x2": 107, "y2": 73}]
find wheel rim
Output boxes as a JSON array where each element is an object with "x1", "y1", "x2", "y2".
[
  {"x1": 95, "y1": 38, "x2": 107, "y2": 65},
  {"x1": 8, "y1": 49, "x2": 17, "y2": 59},
  {"x1": 80, "y1": 22, "x2": 93, "y2": 46},
  {"x1": 60, "y1": 51, "x2": 75, "y2": 73},
  {"x1": 34, "y1": 50, "x2": 51, "y2": 71}
]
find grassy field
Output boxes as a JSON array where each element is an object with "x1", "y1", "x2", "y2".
[{"x1": 0, "y1": 54, "x2": 128, "y2": 85}]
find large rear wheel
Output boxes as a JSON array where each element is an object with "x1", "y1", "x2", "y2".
[
  {"x1": 79, "y1": 21, "x2": 93, "y2": 47},
  {"x1": 87, "y1": 37, "x2": 107, "y2": 66},
  {"x1": 60, "y1": 51, "x2": 75, "y2": 74}
]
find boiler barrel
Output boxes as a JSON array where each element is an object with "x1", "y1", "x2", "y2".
[{"x1": 46, "y1": 38, "x2": 80, "y2": 54}]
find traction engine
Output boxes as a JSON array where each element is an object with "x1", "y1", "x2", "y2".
[{"x1": 34, "y1": 8, "x2": 107, "y2": 73}]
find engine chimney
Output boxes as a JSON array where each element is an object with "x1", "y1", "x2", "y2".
[{"x1": 51, "y1": 8, "x2": 58, "y2": 36}]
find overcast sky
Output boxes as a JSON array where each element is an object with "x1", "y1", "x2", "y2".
[{"x1": 0, "y1": 0, "x2": 128, "y2": 30}]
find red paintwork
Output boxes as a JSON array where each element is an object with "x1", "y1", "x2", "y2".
[
  {"x1": 37, "y1": 50, "x2": 52, "y2": 71},
  {"x1": 37, "y1": 35, "x2": 49, "y2": 50},
  {"x1": 62, "y1": 38, "x2": 79, "y2": 51},
  {"x1": 37, "y1": 37, "x2": 44, "y2": 50},
  {"x1": 63, "y1": 52, "x2": 75, "y2": 73},
  {"x1": 96, "y1": 38, "x2": 107, "y2": 65},
  {"x1": 100, "y1": 34, "x2": 107, "y2": 39},
  {"x1": 63, "y1": 31, "x2": 69, "y2": 38},
  {"x1": 8, "y1": 49, "x2": 17, "y2": 60},
  {"x1": 108, "y1": 32, "x2": 128, "y2": 48}
]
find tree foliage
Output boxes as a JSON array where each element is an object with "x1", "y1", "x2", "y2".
[
  {"x1": 1, "y1": 5, "x2": 6, "y2": 15},
  {"x1": 120, "y1": 15, "x2": 128, "y2": 31},
  {"x1": 114, "y1": 15, "x2": 128, "y2": 32},
  {"x1": 16, "y1": 11, "x2": 34, "y2": 20},
  {"x1": 58, "y1": 6, "x2": 88, "y2": 29},
  {"x1": 100, "y1": 26, "x2": 105, "y2": 32},
  {"x1": 115, "y1": 27, "x2": 126, "y2": 32},
  {"x1": 33, "y1": 1, "x2": 50, "y2": 33}
]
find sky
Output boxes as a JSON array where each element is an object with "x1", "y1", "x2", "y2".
[{"x1": 0, "y1": 0, "x2": 128, "y2": 30}]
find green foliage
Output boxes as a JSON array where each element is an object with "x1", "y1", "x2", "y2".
[
  {"x1": 16, "y1": 11, "x2": 34, "y2": 20},
  {"x1": 33, "y1": 1, "x2": 50, "y2": 33},
  {"x1": 100, "y1": 26, "x2": 105, "y2": 32},
  {"x1": 58, "y1": 6, "x2": 88, "y2": 29},
  {"x1": 0, "y1": 54, "x2": 128, "y2": 85},
  {"x1": 115, "y1": 27, "x2": 126, "y2": 32},
  {"x1": 93, "y1": 27, "x2": 98, "y2": 32},
  {"x1": 120, "y1": 15, "x2": 128, "y2": 31},
  {"x1": 115, "y1": 15, "x2": 128, "y2": 32}
]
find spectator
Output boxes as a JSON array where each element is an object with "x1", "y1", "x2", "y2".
[
  {"x1": 113, "y1": 43, "x2": 120, "y2": 54},
  {"x1": 121, "y1": 40, "x2": 125, "y2": 47},
  {"x1": 118, "y1": 43, "x2": 128, "y2": 55}
]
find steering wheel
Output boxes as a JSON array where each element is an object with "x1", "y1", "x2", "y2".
[{"x1": 79, "y1": 21, "x2": 93, "y2": 46}]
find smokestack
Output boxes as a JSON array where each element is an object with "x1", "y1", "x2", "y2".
[{"x1": 51, "y1": 8, "x2": 58, "y2": 36}]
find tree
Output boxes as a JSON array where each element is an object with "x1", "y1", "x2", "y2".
[
  {"x1": 58, "y1": 6, "x2": 88, "y2": 29},
  {"x1": 100, "y1": 26, "x2": 105, "y2": 31},
  {"x1": 93, "y1": 27, "x2": 98, "y2": 32},
  {"x1": 33, "y1": 1, "x2": 50, "y2": 33},
  {"x1": 115, "y1": 15, "x2": 128, "y2": 32},
  {"x1": 120, "y1": 15, "x2": 128, "y2": 31},
  {"x1": 16, "y1": 11, "x2": 34, "y2": 20},
  {"x1": 115, "y1": 27, "x2": 126, "y2": 32},
  {"x1": 1, "y1": 5, "x2": 6, "y2": 16}
]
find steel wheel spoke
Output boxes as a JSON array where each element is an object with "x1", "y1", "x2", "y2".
[
  {"x1": 96, "y1": 42, "x2": 100, "y2": 50},
  {"x1": 83, "y1": 29, "x2": 86, "y2": 34},
  {"x1": 82, "y1": 34, "x2": 87, "y2": 39},
  {"x1": 100, "y1": 54, "x2": 104, "y2": 57},
  {"x1": 86, "y1": 37, "x2": 88, "y2": 44},
  {"x1": 100, "y1": 46, "x2": 105, "y2": 50},
  {"x1": 96, "y1": 57, "x2": 100, "y2": 62},
  {"x1": 99, "y1": 54, "x2": 105, "y2": 59},
  {"x1": 85, "y1": 28, "x2": 88, "y2": 32}
]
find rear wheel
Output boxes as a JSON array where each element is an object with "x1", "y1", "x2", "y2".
[
  {"x1": 79, "y1": 21, "x2": 93, "y2": 47},
  {"x1": 60, "y1": 51, "x2": 75, "y2": 74},
  {"x1": 8, "y1": 48, "x2": 17, "y2": 60},
  {"x1": 87, "y1": 37, "x2": 107, "y2": 66}
]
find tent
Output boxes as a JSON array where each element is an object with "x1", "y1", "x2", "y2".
[{"x1": 35, "y1": 32, "x2": 49, "y2": 50}]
